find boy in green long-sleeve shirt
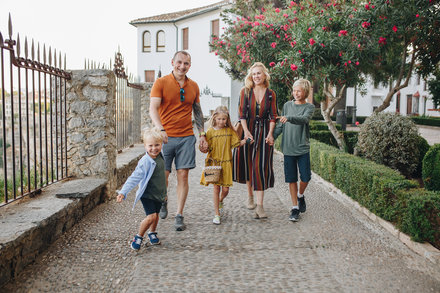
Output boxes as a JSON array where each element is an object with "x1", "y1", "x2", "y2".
[{"x1": 274, "y1": 79, "x2": 315, "y2": 222}]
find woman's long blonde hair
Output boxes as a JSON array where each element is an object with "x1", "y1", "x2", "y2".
[
  {"x1": 244, "y1": 62, "x2": 270, "y2": 92},
  {"x1": 209, "y1": 106, "x2": 233, "y2": 129}
]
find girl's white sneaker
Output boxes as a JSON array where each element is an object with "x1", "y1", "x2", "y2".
[{"x1": 212, "y1": 215, "x2": 221, "y2": 225}]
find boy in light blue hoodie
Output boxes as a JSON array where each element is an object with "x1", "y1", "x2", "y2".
[{"x1": 117, "y1": 128, "x2": 167, "y2": 250}]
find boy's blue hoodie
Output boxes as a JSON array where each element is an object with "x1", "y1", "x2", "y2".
[{"x1": 119, "y1": 152, "x2": 164, "y2": 210}]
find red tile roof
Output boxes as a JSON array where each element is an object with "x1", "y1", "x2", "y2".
[{"x1": 130, "y1": 0, "x2": 230, "y2": 25}]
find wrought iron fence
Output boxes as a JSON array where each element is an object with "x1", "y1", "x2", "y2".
[
  {"x1": 113, "y1": 51, "x2": 143, "y2": 152},
  {"x1": 0, "y1": 15, "x2": 71, "y2": 206}
]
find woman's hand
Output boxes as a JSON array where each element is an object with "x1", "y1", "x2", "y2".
[
  {"x1": 265, "y1": 133, "x2": 274, "y2": 146},
  {"x1": 244, "y1": 131, "x2": 254, "y2": 144}
]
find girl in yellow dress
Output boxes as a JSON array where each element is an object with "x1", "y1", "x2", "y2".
[{"x1": 201, "y1": 106, "x2": 246, "y2": 225}]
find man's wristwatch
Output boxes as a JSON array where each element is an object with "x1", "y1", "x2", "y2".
[{"x1": 199, "y1": 131, "x2": 206, "y2": 137}]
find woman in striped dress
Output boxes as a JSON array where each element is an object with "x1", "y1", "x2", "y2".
[{"x1": 232, "y1": 62, "x2": 277, "y2": 219}]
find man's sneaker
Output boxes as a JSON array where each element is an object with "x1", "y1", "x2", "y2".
[
  {"x1": 175, "y1": 214, "x2": 186, "y2": 231},
  {"x1": 159, "y1": 201, "x2": 168, "y2": 219},
  {"x1": 213, "y1": 215, "x2": 221, "y2": 225},
  {"x1": 219, "y1": 201, "x2": 224, "y2": 215},
  {"x1": 298, "y1": 196, "x2": 306, "y2": 213},
  {"x1": 148, "y1": 232, "x2": 161, "y2": 245},
  {"x1": 130, "y1": 235, "x2": 143, "y2": 250},
  {"x1": 289, "y1": 208, "x2": 300, "y2": 222}
]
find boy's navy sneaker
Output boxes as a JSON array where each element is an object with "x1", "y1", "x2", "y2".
[
  {"x1": 298, "y1": 196, "x2": 306, "y2": 213},
  {"x1": 148, "y1": 232, "x2": 161, "y2": 245},
  {"x1": 131, "y1": 235, "x2": 143, "y2": 250},
  {"x1": 289, "y1": 208, "x2": 300, "y2": 222},
  {"x1": 159, "y1": 201, "x2": 168, "y2": 219},
  {"x1": 175, "y1": 214, "x2": 186, "y2": 231}
]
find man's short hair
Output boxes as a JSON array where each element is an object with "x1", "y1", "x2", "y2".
[{"x1": 173, "y1": 51, "x2": 191, "y2": 61}]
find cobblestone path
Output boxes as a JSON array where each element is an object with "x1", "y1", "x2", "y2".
[{"x1": 2, "y1": 150, "x2": 440, "y2": 292}]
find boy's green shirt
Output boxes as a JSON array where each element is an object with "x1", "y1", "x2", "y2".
[
  {"x1": 142, "y1": 155, "x2": 167, "y2": 202},
  {"x1": 273, "y1": 101, "x2": 315, "y2": 156}
]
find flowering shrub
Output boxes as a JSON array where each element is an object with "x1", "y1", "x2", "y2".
[{"x1": 211, "y1": 0, "x2": 440, "y2": 149}]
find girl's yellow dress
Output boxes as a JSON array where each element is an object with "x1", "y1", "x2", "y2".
[{"x1": 200, "y1": 127, "x2": 240, "y2": 186}]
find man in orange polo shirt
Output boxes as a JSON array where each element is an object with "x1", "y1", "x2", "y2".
[{"x1": 149, "y1": 51, "x2": 208, "y2": 231}]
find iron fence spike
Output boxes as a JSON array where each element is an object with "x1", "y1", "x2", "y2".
[
  {"x1": 43, "y1": 44, "x2": 46, "y2": 64},
  {"x1": 48, "y1": 46, "x2": 52, "y2": 66},
  {"x1": 8, "y1": 13, "x2": 12, "y2": 39},
  {"x1": 54, "y1": 49, "x2": 57, "y2": 67},
  {"x1": 0, "y1": 32, "x2": 3, "y2": 46},
  {"x1": 64, "y1": 54, "x2": 66, "y2": 70},
  {"x1": 59, "y1": 51, "x2": 61, "y2": 69},
  {"x1": 37, "y1": 42, "x2": 40, "y2": 62},
  {"x1": 31, "y1": 39, "x2": 35, "y2": 60},
  {"x1": 17, "y1": 33, "x2": 21, "y2": 57},
  {"x1": 24, "y1": 37, "x2": 28, "y2": 58}
]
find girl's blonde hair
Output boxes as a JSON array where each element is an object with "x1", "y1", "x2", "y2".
[
  {"x1": 244, "y1": 62, "x2": 270, "y2": 91},
  {"x1": 209, "y1": 106, "x2": 233, "y2": 128},
  {"x1": 143, "y1": 127, "x2": 163, "y2": 143},
  {"x1": 293, "y1": 78, "x2": 312, "y2": 99}
]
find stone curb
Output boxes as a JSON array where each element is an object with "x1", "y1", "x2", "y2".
[{"x1": 312, "y1": 171, "x2": 440, "y2": 265}]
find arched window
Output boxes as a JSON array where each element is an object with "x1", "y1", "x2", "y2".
[
  {"x1": 156, "y1": 30, "x2": 165, "y2": 52},
  {"x1": 143, "y1": 31, "x2": 151, "y2": 52}
]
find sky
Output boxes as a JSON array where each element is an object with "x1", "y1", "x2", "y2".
[{"x1": 1, "y1": 0, "x2": 221, "y2": 77}]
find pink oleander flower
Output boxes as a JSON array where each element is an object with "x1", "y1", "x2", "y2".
[
  {"x1": 344, "y1": 62, "x2": 348, "y2": 66},
  {"x1": 362, "y1": 22, "x2": 371, "y2": 28},
  {"x1": 416, "y1": 14, "x2": 419, "y2": 18},
  {"x1": 307, "y1": 27, "x2": 313, "y2": 33},
  {"x1": 355, "y1": 121, "x2": 360, "y2": 126},
  {"x1": 275, "y1": 8, "x2": 280, "y2": 13},
  {"x1": 283, "y1": 13, "x2": 289, "y2": 18},
  {"x1": 269, "y1": 62, "x2": 275, "y2": 67},
  {"x1": 339, "y1": 30, "x2": 348, "y2": 36},
  {"x1": 321, "y1": 43, "x2": 325, "y2": 47},
  {"x1": 271, "y1": 42, "x2": 277, "y2": 48},
  {"x1": 301, "y1": 58, "x2": 304, "y2": 62},
  {"x1": 243, "y1": 32, "x2": 247, "y2": 36},
  {"x1": 365, "y1": 4, "x2": 370, "y2": 10},
  {"x1": 358, "y1": 44, "x2": 361, "y2": 48},
  {"x1": 355, "y1": 61, "x2": 360, "y2": 65},
  {"x1": 378, "y1": 37, "x2": 387, "y2": 45},
  {"x1": 392, "y1": 25, "x2": 398, "y2": 32},
  {"x1": 290, "y1": 41, "x2": 296, "y2": 47},
  {"x1": 290, "y1": 64, "x2": 298, "y2": 71},
  {"x1": 309, "y1": 38, "x2": 316, "y2": 45}
]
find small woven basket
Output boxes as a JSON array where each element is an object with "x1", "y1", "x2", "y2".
[{"x1": 203, "y1": 157, "x2": 222, "y2": 183}]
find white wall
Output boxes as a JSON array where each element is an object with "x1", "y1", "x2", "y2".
[
  {"x1": 346, "y1": 74, "x2": 438, "y2": 117},
  {"x1": 134, "y1": 8, "x2": 240, "y2": 118}
]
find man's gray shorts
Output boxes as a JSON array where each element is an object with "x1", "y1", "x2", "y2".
[{"x1": 162, "y1": 135, "x2": 196, "y2": 172}]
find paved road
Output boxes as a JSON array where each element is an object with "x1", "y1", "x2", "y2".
[{"x1": 2, "y1": 149, "x2": 440, "y2": 292}]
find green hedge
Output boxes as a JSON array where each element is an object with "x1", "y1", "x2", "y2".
[
  {"x1": 411, "y1": 116, "x2": 440, "y2": 127},
  {"x1": 310, "y1": 121, "x2": 342, "y2": 131},
  {"x1": 399, "y1": 189, "x2": 440, "y2": 247},
  {"x1": 312, "y1": 112, "x2": 440, "y2": 127},
  {"x1": 310, "y1": 130, "x2": 358, "y2": 154},
  {"x1": 310, "y1": 139, "x2": 440, "y2": 249}
]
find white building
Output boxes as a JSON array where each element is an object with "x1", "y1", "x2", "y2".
[
  {"x1": 346, "y1": 75, "x2": 439, "y2": 118},
  {"x1": 130, "y1": 0, "x2": 242, "y2": 119},
  {"x1": 131, "y1": 1, "x2": 439, "y2": 120}
]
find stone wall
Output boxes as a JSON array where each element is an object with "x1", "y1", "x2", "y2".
[
  {"x1": 140, "y1": 82, "x2": 153, "y2": 134},
  {"x1": 66, "y1": 70, "x2": 117, "y2": 196}
]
